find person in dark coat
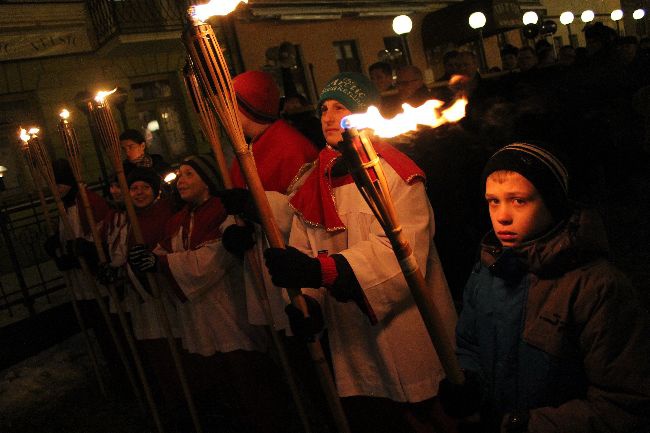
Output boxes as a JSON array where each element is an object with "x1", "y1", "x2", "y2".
[
  {"x1": 119, "y1": 129, "x2": 170, "y2": 178},
  {"x1": 439, "y1": 143, "x2": 650, "y2": 432}
]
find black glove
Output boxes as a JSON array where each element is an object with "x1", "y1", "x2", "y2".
[
  {"x1": 55, "y1": 254, "x2": 80, "y2": 271},
  {"x1": 215, "y1": 188, "x2": 259, "y2": 223},
  {"x1": 74, "y1": 238, "x2": 95, "y2": 255},
  {"x1": 222, "y1": 223, "x2": 256, "y2": 257},
  {"x1": 75, "y1": 238, "x2": 99, "y2": 272},
  {"x1": 44, "y1": 234, "x2": 61, "y2": 258},
  {"x1": 284, "y1": 295, "x2": 324, "y2": 343},
  {"x1": 438, "y1": 370, "x2": 483, "y2": 419},
  {"x1": 97, "y1": 262, "x2": 119, "y2": 286},
  {"x1": 264, "y1": 247, "x2": 322, "y2": 288},
  {"x1": 128, "y1": 244, "x2": 157, "y2": 273}
]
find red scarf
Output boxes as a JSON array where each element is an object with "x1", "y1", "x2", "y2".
[
  {"x1": 160, "y1": 196, "x2": 226, "y2": 252},
  {"x1": 290, "y1": 141, "x2": 425, "y2": 232}
]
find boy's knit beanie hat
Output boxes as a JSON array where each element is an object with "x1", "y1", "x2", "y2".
[
  {"x1": 181, "y1": 155, "x2": 223, "y2": 196},
  {"x1": 482, "y1": 142, "x2": 570, "y2": 220},
  {"x1": 233, "y1": 71, "x2": 280, "y2": 124},
  {"x1": 127, "y1": 167, "x2": 161, "y2": 197},
  {"x1": 318, "y1": 72, "x2": 379, "y2": 114}
]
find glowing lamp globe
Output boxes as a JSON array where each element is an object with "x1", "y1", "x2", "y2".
[
  {"x1": 468, "y1": 12, "x2": 486, "y2": 29},
  {"x1": 560, "y1": 11, "x2": 574, "y2": 25},
  {"x1": 392, "y1": 15, "x2": 413, "y2": 35},
  {"x1": 611, "y1": 10, "x2": 623, "y2": 21},
  {"x1": 522, "y1": 11, "x2": 539, "y2": 25},
  {"x1": 581, "y1": 10, "x2": 595, "y2": 23},
  {"x1": 633, "y1": 9, "x2": 645, "y2": 20}
]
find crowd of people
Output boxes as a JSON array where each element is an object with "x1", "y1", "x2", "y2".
[{"x1": 41, "y1": 21, "x2": 650, "y2": 433}]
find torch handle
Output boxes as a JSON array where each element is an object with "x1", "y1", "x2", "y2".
[
  {"x1": 391, "y1": 237, "x2": 464, "y2": 385},
  {"x1": 44, "y1": 176, "x2": 149, "y2": 412},
  {"x1": 75, "y1": 180, "x2": 167, "y2": 433},
  {"x1": 76, "y1": 185, "x2": 108, "y2": 262},
  {"x1": 31, "y1": 169, "x2": 55, "y2": 236},
  {"x1": 342, "y1": 129, "x2": 464, "y2": 385}
]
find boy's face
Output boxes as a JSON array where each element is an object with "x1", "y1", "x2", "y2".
[
  {"x1": 129, "y1": 180, "x2": 155, "y2": 209},
  {"x1": 320, "y1": 99, "x2": 351, "y2": 147},
  {"x1": 177, "y1": 164, "x2": 210, "y2": 205},
  {"x1": 485, "y1": 171, "x2": 554, "y2": 248}
]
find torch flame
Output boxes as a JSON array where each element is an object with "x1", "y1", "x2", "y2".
[
  {"x1": 342, "y1": 97, "x2": 468, "y2": 138},
  {"x1": 28, "y1": 127, "x2": 40, "y2": 136},
  {"x1": 163, "y1": 171, "x2": 178, "y2": 184},
  {"x1": 19, "y1": 128, "x2": 30, "y2": 143},
  {"x1": 94, "y1": 88, "x2": 117, "y2": 104},
  {"x1": 191, "y1": 0, "x2": 248, "y2": 21},
  {"x1": 60, "y1": 109, "x2": 70, "y2": 120}
]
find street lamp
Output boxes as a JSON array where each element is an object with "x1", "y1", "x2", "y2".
[
  {"x1": 392, "y1": 15, "x2": 413, "y2": 65},
  {"x1": 633, "y1": 9, "x2": 645, "y2": 20},
  {"x1": 581, "y1": 10, "x2": 595, "y2": 23},
  {"x1": 560, "y1": 11, "x2": 575, "y2": 46},
  {"x1": 611, "y1": 9, "x2": 623, "y2": 35},
  {"x1": 522, "y1": 11, "x2": 539, "y2": 25},
  {"x1": 468, "y1": 11, "x2": 488, "y2": 72}
]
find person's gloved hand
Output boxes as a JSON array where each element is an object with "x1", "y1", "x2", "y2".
[
  {"x1": 438, "y1": 370, "x2": 483, "y2": 419},
  {"x1": 128, "y1": 244, "x2": 157, "y2": 273},
  {"x1": 97, "y1": 262, "x2": 119, "y2": 286},
  {"x1": 74, "y1": 238, "x2": 96, "y2": 256},
  {"x1": 284, "y1": 295, "x2": 323, "y2": 343},
  {"x1": 75, "y1": 238, "x2": 100, "y2": 272},
  {"x1": 215, "y1": 188, "x2": 259, "y2": 222},
  {"x1": 55, "y1": 254, "x2": 80, "y2": 271},
  {"x1": 264, "y1": 247, "x2": 322, "y2": 288},
  {"x1": 221, "y1": 223, "x2": 256, "y2": 257},
  {"x1": 43, "y1": 234, "x2": 61, "y2": 258}
]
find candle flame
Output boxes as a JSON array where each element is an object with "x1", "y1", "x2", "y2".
[
  {"x1": 94, "y1": 88, "x2": 117, "y2": 104},
  {"x1": 342, "y1": 97, "x2": 468, "y2": 138},
  {"x1": 19, "y1": 128, "x2": 30, "y2": 143},
  {"x1": 60, "y1": 109, "x2": 70, "y2": 120},
  {"x1": 191, "y1": 0, "x2": 248, "y2": 21}
]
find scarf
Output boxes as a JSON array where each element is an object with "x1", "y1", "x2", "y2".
[{"x1": 289, "y1": 141, "x2": 425, "y2": 232}]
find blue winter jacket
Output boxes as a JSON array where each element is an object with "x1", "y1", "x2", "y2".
[{"x1": 456, "y1": 208, "x2": 650, "y2": 432}]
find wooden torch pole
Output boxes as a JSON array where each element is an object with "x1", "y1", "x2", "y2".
[
  {"x1": 24, "y1": 129, "x2": 146, "y2": 407},
  {"x1": 183, "y1": 62, "x2": 313, "y2": 433},
  {"x1": 182, "y1": 15, "x2": 351, "y2": 433},
  {"x1": 339, "y1": 127, "x2": 464, "y2": 385},
  {"x1": 18, "y1": 133, "x2": 107, "y2": 398},
  {"x1": 87, "y1": 94, "x2": 204, "y2": 433},
  {"x1": 58, "y1": 110, "x2": 166, "y2": 433}
]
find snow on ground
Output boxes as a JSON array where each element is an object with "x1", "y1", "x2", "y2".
[{"x1": 0, "y1": 333, "x2": 148, "y2": 433}]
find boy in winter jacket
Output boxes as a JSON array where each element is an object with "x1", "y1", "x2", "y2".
[{"x1": 439, "y1": 143, "x2": 650, "y2": 432}]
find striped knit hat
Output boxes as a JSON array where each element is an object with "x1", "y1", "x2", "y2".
[
  {"x1": 181, "y1": 155, "x2": 223, "y2": 196},
  {"x1": 482, "y1": 142, "x2": 569, "y2": 220}
]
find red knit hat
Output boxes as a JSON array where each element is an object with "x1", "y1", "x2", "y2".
[{"x1": 233, "y1": 71, "x2": 280, "y2": 124}]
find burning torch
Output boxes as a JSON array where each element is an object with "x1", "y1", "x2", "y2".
[
  {"x1": 338, "y1": 99, "x2": 468, "y2": 386},
  {"x1": 58, "y1": 109, "x2": 166, "y2": 433},
  {"x1": 181, "y1": 2, "x2": 350, "y2": 432},
  {"x1": 87, "y1": 89, "x2": 203, "y2": 433}
]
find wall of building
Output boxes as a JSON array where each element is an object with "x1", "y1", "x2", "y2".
[
  {"x1": 0, "y1": 46, "x2": 203, "y2": 198},
  {"x1": 234, "y1": 14, "x2": 429, "y2": 95}
]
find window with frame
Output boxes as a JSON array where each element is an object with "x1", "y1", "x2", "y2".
[{"x1": 333, "y1": 40, "x2": 362, "y2": 73}]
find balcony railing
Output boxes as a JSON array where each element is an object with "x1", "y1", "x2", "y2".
[{"x1": 86, "y1": 0, "x2": 194, "y2": 46}]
